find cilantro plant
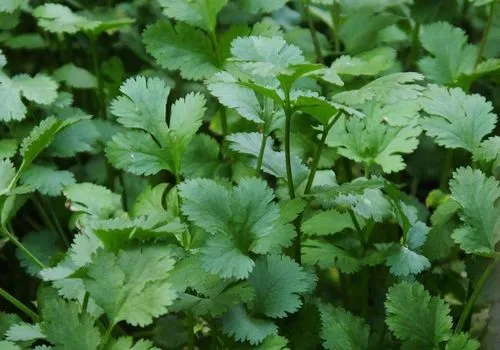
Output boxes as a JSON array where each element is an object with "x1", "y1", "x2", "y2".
[{"x1": 0, "y1": 0, "x2": 499, "y2": 349}]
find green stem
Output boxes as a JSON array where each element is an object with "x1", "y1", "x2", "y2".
[
  {"x1": 219, "y1": 105, "x2": 228, "y2": 136},
  {"x1": 89, "y1": 35, "x2": 105, "y2": 118},
  {"x1": 284, "y1": 111, "x2": 296, "y2": 200},
  {"x1": 440, "y1": 150, "x2": 454, "y2": 191},
  {"x1": 455, "y1": 259, "x2": 497, "y2": 333},
  {"x1": 187, "y1": 313, "x2": 195, "y2": 350},
  {"x1": 1, "y1": 227, "x2": 45, "y2": 269},
  {"x1": 303, "y1": 1, "x2": 323, "y2": 63},
  {"x1": 348, "y1": 210, "x2": 365, "y2": 254},
  {"x1": 255, "y1": 132, "x2": 267, "y2": 176},
  {"x1": 32, "y1": 196, "x2": 56, "y2": 232},
  {"x1": 406, "y1": 22, "x2": 421, "y2": 70},
  {"x1": 475, "y1": 0, "x2": 497, "y2": 66},
  {"x1": 82, "y1": 292, "x2": 90, "y2": 314},
  {"x1": 304, "y1": 112, "x2": 342, "y2": 194},
  {"x1": 0, "y1": 288, "x2": 39, "y2": 322},
  {"x1": 330, "y1": 1, "x2": 341, "y2": 53},
  {"x1": 100, "y1": 323, "x2": 115, "y2": 349},
  {"x1": 44, "y1": 196, "x2": 69, "y2": 248}
]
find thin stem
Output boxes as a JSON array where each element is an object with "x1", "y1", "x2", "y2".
[
  {"x1": 100, "y1": 323, "x2": 115, "y2": 349},
  {"x1": 219, "y1": 105, "x2": 228, "y2": 136},
  {"x1": 82, "y1": 292, "x2": 90, "y2": 314},
  {"x1": 348, "y1": 210, "x2": 365, "y2": 253},
  {"x1": 1, "y1": 227, "x2": 45, "y2": 269},
  {"x1": 304, "y1": 112, "x2": 342, "y2": 194},
  {"x1": 255, "y1": 132, "x2": 267, "y2": 175},
  {"x1": 32, "y1": 195, "x2": 56, "y2": 233},
  {"x1": 44, "y1": 196, "x2": 69, "y2": 248},
  {"x1": 406, "y1": 22, "x2": 421, "y2": 70},
  {"x1": 187, "y1": 313, "x2": 195, "y2": 350},
  {"x1": 455, "y1": 259, "x2": 497, "y2": 333},
  {"x1": 284, "y1": 112, "x2": 296, "y2": 200},
  {"x1": 330, "y1": 1, "x2": 341, "y2": 53},
  {"x1": 440, "y1": 150, "x2": 454, "y2": 191},
  {"x1": 303, "y1": 1, "x2": 323, "y2": 63},
  {"x1": 475, "y1": 0, "x2": 497, "y2": 66},
  {"x1": 89, "y1": 35, "x2": 105, "y2": 118},
  {"x1": 0, "y1": 288, "x2": 39, "y2": 322}
]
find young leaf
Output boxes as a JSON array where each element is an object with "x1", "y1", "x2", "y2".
[
  {"x1": 318, "y1": 303, "x2": 370, "y2": 350},
  {"x1": 20, "y1": 164, "x2": 75, "y2": 196},
  {"x1": 143, "y1": 21, "x2": 219, "y2": 80},
  {"x1": 222, "y1": 305, "x2": 278, "y2": 345},
  {"x1": 83, "y1": 247, "x2": 177, "y2": 327},
  {"x1": 449, "y1": 167, "x2": 500, "y2": 255},
  {"x1": 63, "y1": 183, "x2": 122, "y2": 219},
  {"x1": 158, "y1": 0, "x2": 228, "y2": 32},
  {"x1": 40, "y1": 291, "x2": 101, "y2": 350},
  {"x1": 248, "y1": 254, "x2": 313, "y2": 318},
  {"x1": 420, "y1": 85, "x2": 497, "y2": 152},
  {"x1": 385, "y1": 281, "x2": 453, "y2": 349},
  {"x1": 418, "y1": 22, "x2": 477, "y2": 85}
]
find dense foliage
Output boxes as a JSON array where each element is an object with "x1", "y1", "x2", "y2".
[{"x1": 0, "y1": 0, "x2": 499, "y2": 349}]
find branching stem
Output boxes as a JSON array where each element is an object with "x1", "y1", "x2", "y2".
[
  {"x1": 303, "y1": 1, "x2": 323, "y2": 63},
  {"x1": 475, "y1": 0, "x2": 497, "y2": 66},
  {"x1": 0, "y1": 288, "x2": 39, "y2": 322}
]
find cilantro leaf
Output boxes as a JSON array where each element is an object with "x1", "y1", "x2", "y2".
[
  {"x1": 34, "y1": 4, "x2": 99, "y2": 34},
  {"x1": 0, "y1": 341, "x2": 21, "y2": 350},
  {"x1": 0, "y1": 0, "x2": 23, "y2": 13},
  {"x1": 0, "y1": 159, "x2": 15, "y2": 195},
  {"x1": 302, "y1": 239, "x2": 361, "y2": 274},
  {"x1": 83, "y1": 247, "x2": 177, "y2": 327},
  {"x1": 331, "y1": 47, "x2": 396, "y2": 76},
  {"x1": 143, "y1": 21, "x2": 219, "y2": 80},
  {"x1": 0, "y1": 139, "x2": 17, "y2": 159},
  {"x1": 158, "y1": 0, "x2": 228, "y2": 32},
  {"x1": 418, "y1": 22, "x2": 477, "y2": 85},
  {"x1": 107, "y1": 77, "x2": 206, "y2": 176},
  {"x1": 385, "y1": 281, "x2": 453, "y2": 349},
  {"x1": 106, "y1": 337, "x2": 160, "y2": 350},
  {"x1": 16, "y1": 230, "x2": 62, "y2": 276},
  {"x1": 20, "y1": 164, "x2": 75, "y2": 196},
  {"x1": 449, "y1": 167, "x2": 500, "y2": 255},
  {"x1": 420, "y1": 85, "x2": 497, "y2": 152},
  {"x1": 318, "y1": 303, "x2": 370, "y2": 350},
  {"x1": 248, "y1": 254, "x2": 313, "y2": 318},
  {"x1": 301, "y1": 209, "x2": 355, "y2": 236},
  {"x1": 239, "y1": 0, "x2": 289, "y2": 14},
  {"x1": 63, "y1": 183, "x2": 122, "y2": 219},
  {"x1": 53, "y1": 63, "x2": 97, "y2": 89},
  {"x1": 5, "y1": 322, "x2": 45, "y2": 342},
  {"x1": 222, "y1": 305, "x2": 278, "y2": 345},
  {"x1": 445, "y1": 333, "x2": 480, "y2": 350},
  {"x1": 40, "y1": 291, "x2": 101, "y2": 350}
]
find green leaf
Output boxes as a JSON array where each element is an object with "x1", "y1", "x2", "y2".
[
  {"x1": 106, "y1": 337, "x2": 159, "y2": 350},
  {"x1": 331, "y1": 47, "x2": 396, "y2": 76},
  {"x1": 227, "y1": 132, "x2": 308, "y2": 187},
  {"x1": 231, "y1": 36, "x2": 305, "y2": 78},
  {"x1": 327, "y1": 114, "x2": 422, "y2": 173},
  {"x1": 418, "y1": 22, "x2": 477, "y2": 85},
  {"x1": 222, "y1": 305, "x2": 278, "y2": 345},
  {"x1": 238, "y1": 0, "x2": 289, "y2": 14},
  {"x1": 16, "y1": 230, "x2": 62, "y2": 276},
  {"x1": 301, "y1": 209, "x2": 354, "y2": 236},
  {"x1": 40, "y1": 291, "x2": 101, "y2": 350},
  {"x1": 53, "y1": 63, "x2": 97, "y2": 89},
  {"x1": 420, "y1": 85, "x2": 497, "y2": 152},
  {"x1": 107, "y1": 77, "x2": 206, "y2": 176},
  {"x1": 20, "y1": 116, "x2": 86, "y2": 173},
  {"x1": 181, "y1": 134, "x2": 221, "y2": 178},
  {"x1": 158, "y1": 0, "x2": 228, "y2": 32},
  {"x1": 302, "y1": 239, "x2": 361, "y2": 274},
  {"x1": 0, "y1": 159, "x2": 15, "y2": 194},
  {"x1": 0, "y1": 0, "x2": 23, "y2": 13},
  {"x1": 207, "y1": 71, "x2": 264, "y2": 124},
  {"x1": 47, "y1": 118, "x2": 101, "y2": 158},
  {"x1": 180, "y1": 178, "x2": 293, "y2": 279},
  {"x1": 5, "y1": 322, "x2": 45, "y2": 342},
  {"x1": 34, "y1": 4, "x2": 99, "y2": 34},
  {"x1": 143, "y1": 21, "x2": 218, "y2": 80},
  {"x1": 0, "y1": 74, "x2": 58, "y2": 121},
  {"x1": 0, "y1": 341, "x2": 21, "y2": 350},
  {"x1": 385, "y1": 281, "x2": 453, "y2": 349},
  {"x1": 20, "y1": 164, "x2": 75, "y2": 196},
  {"x1": 445, "y1": 333, "x2": 480, "y2": 350},
  {"x1": 334, "y1": 72, "x2": 424, "y2": 106},
  {"x1": 449, "y1": 167, "x2": 500, "y2": 255},
  {"x1": 63, "y1": 183, "x2": 122, "y2": 219},
  {"x1": 83, "y1": 247, "x2": 177, "y2": 326},
  {"x1": 0, "y1": 312, "x2": 22, "y2": 337},
  {"x1": 318, "y1": 303, "x2": 370, "y2": 350},
  {"x1": 0, "y1": 139, "x2": 17, "y2": 159},
  {"x1": 110, "y1": 76, "x2": 171, "y2": 140},
  {"x1": 248, "y1": 254, "x2": 313, "y2": 318},
  {"x1": 131, "y1": 184, "x2": 168, "y2": 217},
  {"x1": 335, "y1": 188, "x2": 392, "y2": 222}
]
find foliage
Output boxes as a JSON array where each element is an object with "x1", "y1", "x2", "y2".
[{"x1": 0, "y1": 0, "x2": 499, "y2": 349}]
